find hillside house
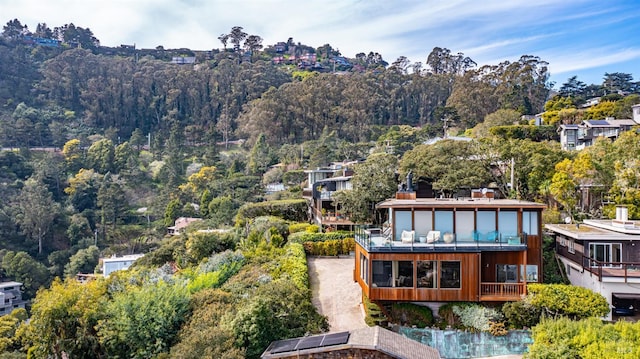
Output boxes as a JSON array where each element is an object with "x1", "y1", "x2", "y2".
[
  {"x1": 101, "y1": 254, "x2": 145, "y2": 277},
  {"x1": 558, "y1": 118, "x2": 637, "y2": 151},
  {"x1": 354, "y1": 190, "x2": 544, "y2": 304},
  {"x1": 303, "y1": 162, "x2": 358, "y2": 229},
  {"x1": 545, "y1": 206, "x2": 640, "y2": 320},
  {"x1": 0, "y1": 282, "x2": 26, "y2": 315},
  {"x1": 167, "y1": 217, "x2": 202, "y2": 235}
]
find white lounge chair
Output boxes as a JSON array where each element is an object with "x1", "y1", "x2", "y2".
[
  {"x1": 401, "y1": 230, "x2": 415, "y2": 243},
  {"x1": 426, "y1": 230, "x2": 441, "y2": 244}
]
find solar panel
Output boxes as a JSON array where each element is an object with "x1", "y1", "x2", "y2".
[
  {"x1": 269, "y1": 338, "x2": 300, "y2": 354},
  {"x1": 296, "y1": 335, "x2": 325, "y2": 350},
  {"x1": 321, "y1": 331, "x2": 350, "y2": 346},
  {"x1": 267, "y1": 331, "x2": 350, "y2": 354}
]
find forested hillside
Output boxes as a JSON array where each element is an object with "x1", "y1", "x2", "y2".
[{"x1": 1, "y1": 18, "x2": 640, "y2": 358}]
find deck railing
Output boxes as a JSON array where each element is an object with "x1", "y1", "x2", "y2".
[
  {"x1": 480, "y1": 282, "x2": 526, "y2": 299},
  {"x1": 581, "y1": 256, "x2": 640, "y2": 282},
  {"x1": 355, "y1": 225, "x2": 528, "y2": 252}
]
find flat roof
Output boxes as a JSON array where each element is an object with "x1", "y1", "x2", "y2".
[
  {"x1": 101, "y1": 254, "x2": 144, "y2": 263},
  {"x1": 377, "y1": 197, "x2": 546, "y2": 210},
  {"x1": 0, "y1": 281, "x2": 22, "y2": 288},
  {"x1": 545, "y1": 223, "x2": 639, "y2": 240}
]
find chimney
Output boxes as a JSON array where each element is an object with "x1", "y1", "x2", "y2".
[{"x1": 616, "y1": 205, "x2": 629, "y2": 222}]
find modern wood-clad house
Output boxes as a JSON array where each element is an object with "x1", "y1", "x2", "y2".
[{"x1": 354, "y1": 192, "x2": 545, "y2": 303}]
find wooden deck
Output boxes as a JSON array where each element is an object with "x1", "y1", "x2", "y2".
[{"x1": 480, "y1": 282, "x2": 526, "y2": 301}]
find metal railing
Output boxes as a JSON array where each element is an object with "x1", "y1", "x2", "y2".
[{"x1": 581, "y1": 256, "x2": 640, "y2": 282}]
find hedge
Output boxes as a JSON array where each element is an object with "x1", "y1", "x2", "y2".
[
  {"x1": 288, "y1": 231, "x2": 353, "y2": 244},
  {"x1": 302, "y1": 238, "x2": 355, "y2": 256}
]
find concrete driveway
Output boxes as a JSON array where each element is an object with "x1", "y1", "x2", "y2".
[{"x1": 307, "y1": 256, "x2": 368, "y2": 332}]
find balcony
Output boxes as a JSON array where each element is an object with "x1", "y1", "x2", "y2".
[
  {"x1": 480, "y1": 282, "x2": 526, "y2": 301},
  {"x1": 355, "y1": 225, "x2": 528, "y2": 253},
  {"x1": 581, "y1": 256, "x2": 640, "y2": 282}
]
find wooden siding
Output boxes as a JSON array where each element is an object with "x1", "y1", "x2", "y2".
[{"x1": 355, "y1": 245, "x2": 536, "y2": 302}]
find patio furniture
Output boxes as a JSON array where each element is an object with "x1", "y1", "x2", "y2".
[
  {"x1": 401, "y1": 230, "x2": 415, "y2": 243},
  {"x1": 426, "y1": 231, "x2": 441, "y2": 243}
]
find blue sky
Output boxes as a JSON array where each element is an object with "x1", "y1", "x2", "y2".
[{"x1": 3, "y1": 0, "x2": 639, "y2": 87}]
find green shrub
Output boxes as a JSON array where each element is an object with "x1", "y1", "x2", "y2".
[
  {"x1": 270, "y1": 243, "x2": 309, "y2": 290},
  {"x1": 526, "y1": 317, "x2": 640, "y2": 359},
  {"x1": 526, "y1": 283, "x2": 610, "y2": 319},
  {"x1": 389, "y1": 303, "x2": 434, "y2": 328},
  {"x1": 452, "y1": 304, "x2": 503, "y2": 332},
  {"x1": 363, "y1": 294, "x2": 387, "y2": 327},
  {"x1": 502, "y1": 300, "x2": 542, "y2": 328},
  {"x1": 288, "y1": 231, "x2": 353, "y2": 244},
  {"x1": 437, "y1": 302, "x2": 471, "y2": 329},
  {"x1": 288, "y1": 222, "x2": 312, "y2": 234},
  {"x1": 301, "y1": 238, "x2": 355, "y2": 256},
  {"x1": 235, "y1": 199, "x2": 308, "y2": 226}
]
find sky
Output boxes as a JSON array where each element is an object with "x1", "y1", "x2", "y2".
[{"x1": 2, "y1": 0, "x2": 639, "y2": 87}]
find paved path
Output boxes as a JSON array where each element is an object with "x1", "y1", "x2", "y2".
[{"x1": 308, "y1": 256, "x2": 368, "y2": 332}]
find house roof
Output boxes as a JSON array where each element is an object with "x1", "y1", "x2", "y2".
[
  {"x1": 377, "y1": 197, "x2": 546, "y2": 210},
  {"x1": 0, "y1": 281, "x2": 22, "y2": 289},
  {"x1": 545, "y1": 222, "x2": 640, "y2": 240},
  {"x1": 261, "y1": 326, "x2": 440, "y2": 359},
  {"x1": 101, "y1": 254, "x2": 144, "y2": 263}
]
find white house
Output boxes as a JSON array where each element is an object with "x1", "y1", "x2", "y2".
[
  {"x1": 545, "y1": 206, "x2": 640, "y2": 320},
  {"x1": 0, "y1": 281, "x2": 26, "y2": 315},
  {"x1": 101, "y1": 254, "x2": 145, "y2": 277}
]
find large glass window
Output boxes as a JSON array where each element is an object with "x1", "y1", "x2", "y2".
[
  {"x1": 498, "y1": 211, "x2": 518, "y2": 238},
  {"x1": 497, "y1": 264, "x2": 518, "y2": 283},
  {"x1": 520, "y1": 265, "x2": 538, "y2": 282},
  {"x1": 434, "y1": 210, "x2": 454, "y2": 234},
  {"x1": 372, "y1": 260, "x2": 392, "y2": 287},
  {"x1": 394, "y1": 211, "x2": 412, "y2": 241},
  {"x1": 455, "y1": 211, "x2": 475, "y2": 241},
  {"x1": 589, "y1": 243, "x2": 622, "y2": 267},
  {"x1": 417, "y1": 261, "x2": 437, "y2": 288},
  {"x1": 394, "y1": 261, "x2": 414, "y2": 287},
  {"x1": 414, "y1": 210, "x2": 433, "y2": 238},
  {"x1": 522, "y1": 211, "x2": 539, "y2": 235},
  {"x1": 360, "y1": 254, "x2": 368, "y2": 284},
  {"x1": 476, "y1": 211, "x2": 496, "y2": 240},
  {"x1": 440, "y1": 261, "x2": 461, "y2": 289}
]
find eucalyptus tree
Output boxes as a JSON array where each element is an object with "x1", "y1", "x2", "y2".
[{"x1": 11, "y1": 178, "x2": 59, "y2": 254}]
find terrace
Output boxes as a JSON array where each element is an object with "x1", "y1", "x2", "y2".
[{"x1": 355, "y1": 225, "x2": 528, "y2": 253}]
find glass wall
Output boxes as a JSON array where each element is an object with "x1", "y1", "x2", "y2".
[
  {"x1": 455, "y1": 211, "x2": 474, "y2": 241},
  {"x1": 476, "y1": 211, "x2": 496, "y2": 240},
  {"x1": 498, "y1": 211, "x2": 518, "y2": 238},
  {"x1": 372, "y1": 260, "x2": 392, "y2": 287},
  {"x1": 394, "y1": 211, "x2": 412, "y2": 241},
  {"x1": 434, "y1": 210, "x2": 454, "y2": 234},
  {"x1": 414, "y1": 210, "x2": 433, "y2": 238},
  {"x1": 522, "y1": 211, "x2": 539, "y2": 235}
]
